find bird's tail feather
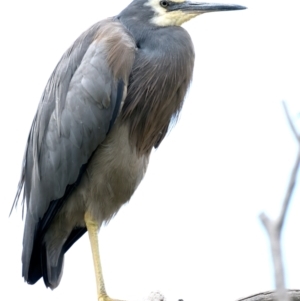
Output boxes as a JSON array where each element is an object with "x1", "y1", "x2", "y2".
[{"x1": 26, "y1": 227, "x2": 86, "y2": 288}]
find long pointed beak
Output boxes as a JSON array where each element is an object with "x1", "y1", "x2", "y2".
[{"x1": 171, "y1": 2, "x2": 247, "y2": 13}]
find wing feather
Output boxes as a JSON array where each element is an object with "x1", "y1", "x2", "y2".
[{"x1": 12, "y1": 19, "x2": 136, "y2": 282}]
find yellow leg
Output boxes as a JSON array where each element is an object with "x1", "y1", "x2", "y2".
[{"x1": 84, "y1": 212, "x2": 125, "y2": 301}]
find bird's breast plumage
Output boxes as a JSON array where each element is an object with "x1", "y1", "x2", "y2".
[{"x1": 121, "y1": 25, "x2": 195, "y2": 153}]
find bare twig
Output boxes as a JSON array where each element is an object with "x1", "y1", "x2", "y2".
[
  {"x1": 259, "y1": 101, "x2": 300, "y2": 301},
  {"x1": 282, "y1": 102, "x2": 300, "y2": 144}
]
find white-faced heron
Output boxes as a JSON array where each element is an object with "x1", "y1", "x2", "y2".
[{"x1": 12, "y1": 0, "x2": 246, "y2": 300}]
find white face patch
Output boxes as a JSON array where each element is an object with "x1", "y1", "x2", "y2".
[{"x1": 145, "y1": 0, "x2": 200, "y2": 26}]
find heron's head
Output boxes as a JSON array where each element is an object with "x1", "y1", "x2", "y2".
[
  {"x1": 147, "y1": 0, "x2": 246, "y2": 26},
  {"x1": 120, "y1": 0, "x2": 246, "y2": 27}
]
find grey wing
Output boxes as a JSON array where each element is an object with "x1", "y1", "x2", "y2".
[{"x1": 12, "y1": 19, "x2": 136, "y2": 282}]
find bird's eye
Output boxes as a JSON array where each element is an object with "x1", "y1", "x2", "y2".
[{"x1": 160, "y1": 1, "x2": 169, "y2": 8}]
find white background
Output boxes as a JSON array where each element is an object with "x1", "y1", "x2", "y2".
[{"x1": 1, "y1": 0, "x2": 300, "y2": 300}]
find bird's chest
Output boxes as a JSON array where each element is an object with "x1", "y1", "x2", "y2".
[{"x1": 121, "y1": 28, "x2": 194, "y2": 153}]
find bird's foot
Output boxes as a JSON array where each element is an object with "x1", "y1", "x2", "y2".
[{"x1": 98, "y1": 295, "x2": 125, "y2": 301}]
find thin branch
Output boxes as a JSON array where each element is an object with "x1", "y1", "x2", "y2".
[
  {"x1": 259, "y1": 101, "x2": 300, "y2": 301},
  {"x1": 278, "y1": 149, "x2": 300, "y2": 230},
  {"x1": 282, "y1": 102, "x2": 300, "y2": 143},
  {"x1": 259, "y1": 212, "x2": 288, "y2": 301},
  {"x1": 238, "y1": 290, "x2": 300, "y2": 301}
]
